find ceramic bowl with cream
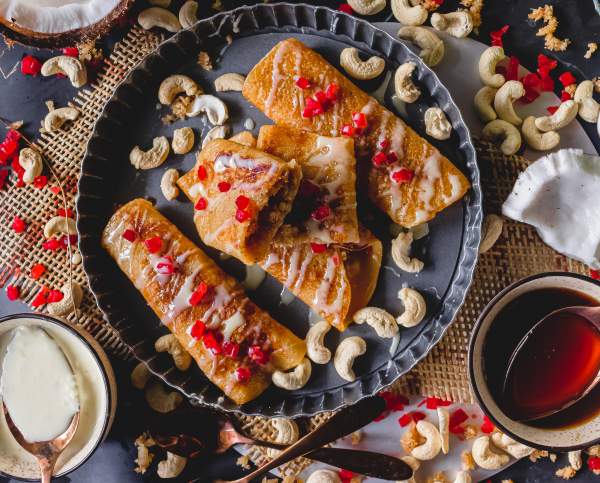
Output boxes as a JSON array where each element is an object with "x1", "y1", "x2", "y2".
[
  {"x1": 0, "y1": 314, "x2": 117, "y2": 479},
  {"x1": 469, "y1": 272, "x2": 600, "y2": 451}
]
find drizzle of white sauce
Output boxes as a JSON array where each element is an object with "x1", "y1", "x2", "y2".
[
  {"x1": 164, "y1": 269, "x2": 199, "y2": 323},
  {"x1": 221, "y1": 311, "x2": 245, "y2": 341}
]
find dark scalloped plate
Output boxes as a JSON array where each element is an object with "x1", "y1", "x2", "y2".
[{"x1": 77, "y1": 3, "x2": 482, "y2": 418}]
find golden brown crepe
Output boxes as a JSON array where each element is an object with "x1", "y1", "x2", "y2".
[
  {"x1": 260, "y1": 226, "x2": 382, "y2": 331},
  {"x1": 102, "y1": 199, "x2": 306, "y2": 405},
  {"x1": 243, "y1": 38, "x2": 471, "y2": 228},
  {"x1": 177, "y1": 139, "x2": 302, "y2": 264},
  {"x1": 257, "y1": 125, "x2": 359, "y2": 244}
]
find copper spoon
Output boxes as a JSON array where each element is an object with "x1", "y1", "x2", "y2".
[
  {"x1": 503, "y1": 305, "x2": 600, "y2": 421},
  {"x1": 3, "y1": 403, "x2": 80, "y2": 483}
]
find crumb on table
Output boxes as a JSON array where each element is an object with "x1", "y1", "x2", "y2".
[
  {"x1": 528, "y1": 4, "x2": 571, "y2": 51},
  {"x1": 585, "y1": 42, "x2": 598, "y2": 59}
]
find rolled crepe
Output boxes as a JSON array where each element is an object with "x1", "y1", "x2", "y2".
[
  {"x1": 257, "y1": 125, "x2": 360, "y2": 244},
  {"x1": 102, "y1": 199, "x2": 306, "y2": 405},
  {"x1": 260, "y1": 225, "x2": 382, "y2": 331},
  {"x1": 177, "y1": 139, "x2": 302, "y2": 264},
  {"x1": 243, "y1": 38, "x2": 471, "y2": 228}
]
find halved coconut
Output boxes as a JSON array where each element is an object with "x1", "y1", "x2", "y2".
[{"x1": 0, "y1": 0, "x2": 133, "y2": 48}]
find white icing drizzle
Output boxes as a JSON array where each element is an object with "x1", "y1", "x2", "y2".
[
  {"x1": 312, "y1": 255, "x2": 346, "y2": 325},
  {"x1": 417, "y1": 152, "x2": 442, "y2": 212},
  {"x1": 148, "y1": 253, "x2": 173, "y2": 286},
  {"x1": 214, "y1": 152, "x2": 259, "y2": 172},
  {"x1": 284, "y1": 246, "x2": 302, "y2": 287},
  {"x1": 189, "y1": 181, "x2": 208, "y2": 199},
  {"x1": 265, "y1": 42, "x2": 290, "y2": 115},
  {"x1": 221, "y1": 311, "x2": 245, "y2": 341},
  {"x1": 164, "y1": 268, "x2": 200, "y2": 323},
  {"x1": 204, "y1": 284, "x2": 235, "y2": 328},
  {"x1": 262, "y1": 252, "x2": 279, "y2": 269}
]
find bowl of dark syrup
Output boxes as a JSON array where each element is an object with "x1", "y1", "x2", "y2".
[{"x1": 469, "y1": 272, "x2": 600, "y2": 451}]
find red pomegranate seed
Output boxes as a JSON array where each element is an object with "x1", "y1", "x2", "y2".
[
  {"x1": 310, "y1": 243, "x2": 327, "y2": 254},
  {"x1": 0, "y1": 170, "x2": 8, "y2": 190},
  {"x1": 62, "y1": 47, "x2": 79, "y2": 57},
  {"x1": 387, "y1": 151, "x2": 399, "y2": 164},
  {"x1": 202, "y1": 330, "x2": 222, "y2": 355},
  {"x1": 449, "y1": 408, "x2": 469, "y2": 432},
  {"x1": 588, "y1": 457, "x2": 600, "y2": 471},
  {"x1": 33, "y1": 175, "x2": 47, "y2": 189},
  {"x1": 235, "y1": 208, "x2": 251, "y2": 223},
  {"x1": 332, "y1": 254, "x2": 341, "y2": 266},
  {"x1": 122, "y1": 229, "x2": 137, "y2": 242},
  {"x1": 21, "y1": 55, "x2": 42, "y2": 76},
  {"x1": 537, "y1": 53, "x2": 557, "y2": 74},
  {"x1": 235, "y1": 367, "x2": 251, "y2": 383},
  {"x1": 144, "y1": 236, "x2": 162, "y2": 254},
  {"x1": 248, "y1": 345, "x2": 270, "y2": 364},
  {"x1": 30, "y1": 263, "x2": 46, "y2": 280},
  {"x1": 412, "y1": 411, "x2": 426, "y2": 422},
  {"x1": 480, "y1": 415, "x2": 495, "y2": 433},
  {"x1": 156, "y1": 260, "x2": 176, "y2": 275},
  {"x1": 57, "y1": 208, "x2": 75, "y2": 218},
  {"x1": 341, "y1": 123, "x2": 355, "y2": 137},
  {"x1": 539, "y1": 75, "x2": 554, "y2": 92},
  {"x1": 217, "y1": 181, "x2": 231, "y2": 192},
  {"x1": 0, "y1": 139, "x2": 18, "y2": 158},
  {"x1": 325, "y1": 82, "x2": 340, "y2": 101},
  {"x1": 6, "y1": 285, "x2": 20, "y2": 301},
  {"x1": 6, "y1": 130, "x2": 21, "y2": 143},
  {"x1": 11, "y1": 216, "x2": 26, "y2": 233},
  {"x1": 546, "y1": 105, "x2": 559, "y2": 115},
  {"x1": 42, "y1": 238, "x2": 62, "y2": 251},
  {"x1": 311, "y1": 204, "x2": 331, "y2": 221},
  {"x1": 197, "y1": 165, "x2": 207, "y2": 180},
  {"x1": 372, "y1": 151, "x2": 388, "y2": 166},
  {"x1": 189, "y1": 281, "x2": 209, "y2": 306},
  {"x1": 378, "y1": 138, "x2": 390, "y2": 150},
  {"x1": 398, "y1": 413, "x2": 413, "y2": 427},
  {"x1": 314, "y1": 90, "x2": 328, "y2": 105},
  {"x1": 190, "y1": 320, "x2": 206, "y2": 339},
  {"x1": 295, "y1": 76, "x2": 311, "y2": 89},
  {"x1": 560, "y1": 90, "x2": 572, "y2": 101},
  {"x1": 352, "y1": 112, "x2": 367, "y2": 129},
  {"x1": 47, "y1": 289, "x2": 64, "y2": 303},
  {"x1": 558, "y1": 71, "x2": 576, "y2": 87},
  {"x1": 490, "y1": 24, "x2": 509, "y2": 47},
  {"x1": 31, "y1": 287, "x2": 49, "y2": 307},
  {"x1": 235, "y1": 195, "x2": 250, "y2": 210},
  {"x1": 422, "y1": 396, "x2": 453, "y2": 409},
  {"x1": 223, "y1": 341, "x2": 240, "y2": 358},
  {"x1": 338, "y1": 3, "x2": 354, "y2": 14},
  {"x1": 506, "y1": 56, "x2": 520, "y2": 81},
  {"x1": 50, "y1": 186, "x2": 61, "y2": 194},
  {"x1": 380, "y1": 391, "x2": 409, "y2": 411},
  {"x1": 305, "y1": 97, "x2": 321, "y2": 111},
  {"x1": 195, "y1": 197, "x2": 208, "y2": 210},
  {"x1": 590, "y1": 269, "x2": 600, "y2": 280},
  {"x1": 302, "y1": 106, "x2": 316, "y2": 118},
  {"x1": 338, "y1": 469, "x2": 354, "y2": 483},
  {"x1": 392, "y1": 168, "x2": 414, "y2": 183}
]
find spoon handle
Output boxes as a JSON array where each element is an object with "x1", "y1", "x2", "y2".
[{"x1": 38, "y1": 455, "x2": 58, "y2": 483}]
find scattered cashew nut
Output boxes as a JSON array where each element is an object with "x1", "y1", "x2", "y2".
[
  {"x1": 19, "y1": 148, "x2": 43, "y2": 184},
  {"x1": 44, "y1": 215, "x2": 77, "y2": 238},
  {"x1": 340, "y1": 48, "x2": 385, "y2": 80},
  {"x1": 391, "y1": 0, "x2": 428, "y2": 26},
  {"x1": 131, "y1": 362, "x2": 152, "y2": 390},
  {"x1": 411, "y1": 420, "x2": 442, "y2": 460},
  {"x1": 453, "y1": 471, "x2": 472, "y2": 483},
  {"x1": 424, "y1": 107, "x2": 452, "y2": 140},
  {"x1": 47, "y1": 281, "x2": 83, "y2": 316},
  {"x1": 438, "y1": 406, "x2": 450, "y2": 454},
  {"x1": 214, "y1": 73, "x2": 246, "y2": 92},
  {"x1": 479, "y1": 214, "x2": 503, "y2": 254},
  {"x1": 574, "y1": 80, "x2": 600, "y2": 123},
  {"x1": 41, "y1": 56, "x2": 87, "y2": 88},
  {"x1": 306, "y1": 470, "x2": 342, "y2": 483},
  {"x1": 471, "y1": 436, "x2": 509, "y2": 470},
  {"x1": 491, "y1": 432, "x2": 534, "y2": 459},
  {"x1": 534, "y1": 100, "x2": 578, "y2": 131},
  {"x1": 158, "y1": 75, "x2": 199, "y2": 105},
  {"x1": 306, "y1": 320, "x2": 332, "y2": 364},
  {"x1": 160, "y1": 169, "x2": 180, "y2": 201},
  {"x1": 172, "y1": 127, "x2": 194, "y2": 154},
  {"x1": 138, "y1": 7, "x2": 181, "y2": 32},
  {"x1": 130, "y1": 136, "x2": 170, "y2": 170},
  {"x1": 144, "y1": 380, "x2": 183, "y2": 413},
  {"x1": 157, "y1": 451, "x2": 187, "y2": 479},
  {"x1": 568, "y1": 450, "x2": 582, "y2": 471},
  {"x1": 474, "y1": 86, "x2": 498, "y2": 122},
  {"x1": 348, "y1": 0, "x2": 386, "y2": 15},
  {"x1": 186, "y1": 95, "x2": 229, "y2": 125},
  {"x1": 202, "y1": 125, "x2": 230, "y2": 148},
  {"x1": 398, "y1": 455, "x2": 420, "y2": 483},
  {"x1": 478, "y1": 46, "x2": 506, "y2": 88},
  {"x1": 266, "y1": 418, "x2": 300, "y2": 458},
  {"x1": 394, "y1": 62, "x2": 421, "y2": 103},
  {"x1": 44, "y1": 107, "x2": 80, "y2": 132},
  {"x1": 398, "y1": 26, "x2": 445, "y2": 66},
  {"x1": 521, "y1": 116, "x2": 560, "y2": 151},
  {"x1": 481, "y1": 119, "x2": 522, "y2": 156},
  {"x1": 391, "y1": 231, "x2": 424, "y2": 273},
  {"x1": 272, "y1": 358, "x2": 312, "y2": 390},
  {"x1": 397, "y1": 287, "x2": 426, "y2": 328},
  {"x1": 494, "y1": 80, "x2": 525, "y2": 126},
  {"x1": 155, "y1": 334, "x2": 191, "y2": 371},
  {"x1": 353, "y1": 307, "x2": 399, "y2": 338},
  {"x1": 178, "y1": 0, "x2": 198, "y2": 29},
  {"x1": 334, "y1": 336, "x2": 366, "y2": 382},
  {"x1": 430, "y1": 11, "x2": 474, "y2": 38}
]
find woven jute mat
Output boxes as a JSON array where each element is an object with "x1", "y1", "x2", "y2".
[{"x1": 0, "y1": 26, "x2": 590, "y2": 476}]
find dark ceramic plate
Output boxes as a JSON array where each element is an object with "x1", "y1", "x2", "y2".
[{"x1": 77, "y1": 3, "x2": 482, "y2": 417}]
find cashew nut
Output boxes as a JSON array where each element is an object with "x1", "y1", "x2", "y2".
[
  {"x1": 471, "y1": 436, "x2": 509, "y2": 470},
  {"x1": 391, "y1": 0, "x2": 428, "y2": 26},
  {"x1": 340, "y1": 48, "x2": 385, "y2": 81},
  {"x1": 479, "y1": 214, "x2": 503, "y2": 253},
  {"x1": 44, "y1": 215, "x2": 77, "y2": 238},
  {"x1": 130, "y1": 136, "x2": 170, "y2": 170},
  {"x1": 41, "y1": 56, "x2": 87, "y2": 88},
  {"x1": 424, "y1": 107, "x2": 452, "y2": 140},
  {"x1": 178, "y1": 0, "x2": 198, "y2": 29},
  {"x1": 160, "y1": 168, "x2": 180, "y2": 201},
  {"x1": 47, "y1": 281, "x2": 83, "y2": 316},
  {"x1": 229, "y1": 130, "x2": 256, "y2": 147},
  {"x1": 155, "y1": 334, "x2": 192, "y2": 371},
  {"x1": 144, "y1": 380, "x2": 183, "y2": 413},
  {"x1": 172, "y1": 127, "x2": 194, "y2": 154},
  {"x1": 202, "y1": 125, "x2": 230, "y2": 148},
  {"x1": 44, "y1": 107, "x2": 80, "y2": 132},
  {"x1": 348, "y1": 0, "x2": 386, "y2": 15},
  {"x1": 411, "y1": 420, "x2": 442, "y2": 460},
  {"x1": 214, "y1": 73, "x2": 246, "y2": 92},
  {"x1": 481, "y1": 119, "x2": 521, "y2": 156},
  {"x1": 157, "y1": 451, "x2": 187, "y2": 479},
  {"x1": 521, "y1": 116, "x2": 560, "y2": 151},
  {"x1": 353, "y1": 307, "x2": 399, "y2": 338},
  {"x1": 398, "y1": 27, "x2": 445, "y2": 66},
  {"x1": 391, "y1": 231, "x2": 424, "y2": 273},
  {"x1": 438, "y1": 406, "x2": 450, "y2": 454},
  {"x1": 186, "y1": 95, "x2": 229, "y2": 125},
  {"x1": 491, "y1": 432, "x2": 534, "y2": 459},
  {"x1": 574, "y1": 80, "x2": 600, "y2": 123},
  {"x1": 398, "y1": 455, "x2": 420, "y2": 483},
  {"x1": 138, "y1": 7, "x2": 181, "y2": 32},
  {"x1": 453, "y1": 471, "x2": 472, "y2": 483},
  {"x1": 534, "y1": 100, "x2": 578, "y2": 131},
  {"x1": 131, "y1": 362, "x2": 152, "y2": 390},
  {"x1": 266, "y1": 418, "x2": 300, "y2": 458},
  {"x1": 474, "y1": 86, "x2": 498, "y2": 122},
  {"x1": 18, "y1": 148, "x2": 43, "y2": 184},
  {"x1": 478, "y1": 46, "x2": 506, "y2": 88},
  {"x1": 397, "y1": 287, "x2": 426, "y2": 328},
  {"x1": 568, "y1": 450, "x2": 582, "y2": 471},
  {"x1": 334, "y1": 336, "x2": 366, "y2": 382},
  {"x1": 494, "y1": 80, "x2": 525, "y2": 126},
  {"x1": 305, "y1": 320, "x2": 332, "y2": 364},
  {"x1": 158, "y1": 75, "x2": 199, "y2": 105},
  {"x1": 430, "y1": 11, "x2": 474, "y2": 38},
  {"x1": 394, "y1": 62, "x2": 421, "y2": 103},
  {"x1": 306, "y1": 470, "x2": 341, "y2": 483},
  {"x1": 272, "y1": 358, "x2": 312, "y2": 390}
]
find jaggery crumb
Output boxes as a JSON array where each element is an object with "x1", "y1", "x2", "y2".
[
  {"x1": 555, "y1": 466, "x2": 577, "y2": 480},
  {"x1": 401, "y1": 422, "x2": 425, "y2": 453},
  {"x1": 161, "y1": 95, "x2": 193, "y2": 125},
  {"x1": 528, "y1": 5, "x2": 571, "y2": 51},
  {"x1": 197, "y1": 51, "x2": 213, "y2": 71},
  {"x1": 529, "y1": 449, "x2": 550, "y2": 462},
  {"x1": 236, "y1": 454, "x2": 251, "y2": 470},
  {"x1": 460, "y1": 0, "x2": 484, "y2": 29},
  {"x1": 134, "y1": 432, "x2": 156, "y2": 474},
  {"x1": 463, "y1": 424, "x2": 478, "y2": 440},
  {"x1": 585, "y1": 42, "x2": 598, "y2": 59},
  {"x1": 426, "y1": 472, "x2": 448, "y2": 483},
  {"x1": 587, "y1": 445, "x2": 600, "y2": 457},
  {"x1": 350, "y1": 430, "x2": 363, "y2": 445},
  {"x1": 462, "y1": 450, "x2": 476, "y2": 471}
]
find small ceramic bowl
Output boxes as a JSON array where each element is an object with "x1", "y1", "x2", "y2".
[
  {"x1": 469, "y1": 272, "x2": 600, "y2": 451},
  {"x1": 0, "y1": 313, "x2": 117, "y2": 480}
]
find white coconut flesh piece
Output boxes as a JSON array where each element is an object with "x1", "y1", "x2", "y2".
[{"x1": 502, "y1": 148, "x2": 600, "y2": 269}]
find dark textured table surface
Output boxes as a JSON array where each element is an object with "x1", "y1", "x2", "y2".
[{"x1": 0, "y1": 1, "x2": 598, "y2": 482}]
